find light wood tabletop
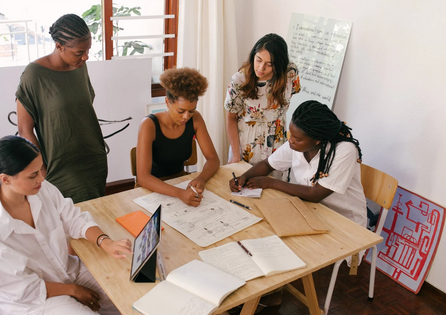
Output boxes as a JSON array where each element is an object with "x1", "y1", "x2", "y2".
[{"x1": 71, "y1": 162, "x2": 382, "y2": 315}]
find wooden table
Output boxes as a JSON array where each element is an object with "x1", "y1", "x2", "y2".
[{"x1": 71, "y1": 162, "x2": 382, "y2": 315}]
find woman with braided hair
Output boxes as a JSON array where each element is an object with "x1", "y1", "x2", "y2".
[
  {"x1": 16, "y1": 13, "x2": 107, "y2": 204},
  {"x1": 229, "y1": 100, "x2": 367, "y2": 227}
]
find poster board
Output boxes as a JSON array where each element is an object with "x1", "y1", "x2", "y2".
[
  {"x1": 286, "y1": 13, "x2": 352, "y2": 124},
  {"x1": 364, "y1": 186, "x2": 445, "y2": 293}
]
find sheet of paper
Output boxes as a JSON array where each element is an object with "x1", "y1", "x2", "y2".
[
  {"x1": 199, "y1": 242, "x2": 264, "y2": 281},
  {"x1": 133, "y1": 281, "x2": 216, "y2": 315},
  {"x1": 167, "y1": 260, "x2": 245, "y2": 306},
  {"x1": 133, "y1": 181, "x2": 262, "y2": 247},
  {"x1": 231, "y1": 188, "x2": 262, "y2": 198},
  {"x1": 242, "y1": 235, "x2": 306, "y2": 276}
]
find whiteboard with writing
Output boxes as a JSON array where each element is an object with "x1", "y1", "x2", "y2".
[{"x1": 286, "y1": 13, "x2": 352, "y2": 122}]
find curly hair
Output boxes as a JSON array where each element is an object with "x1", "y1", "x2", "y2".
[{"x1": 160, "y1": 68, "x2": 208, "y2": 103}]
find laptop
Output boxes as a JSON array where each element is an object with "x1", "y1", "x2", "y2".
[{"x1": 130, "y1": 205, "x2": 162, "y2": 281}]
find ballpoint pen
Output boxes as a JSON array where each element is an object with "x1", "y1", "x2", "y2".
[
  {"x1": 232, "y1": 172, "x2": 240, "y2": 187},
  {"x1": 237, "y1": 240, "x2": 252, "y2": 256},
  {"x1": 230, "y1": 199, "x2": 252, "y2": 210}
]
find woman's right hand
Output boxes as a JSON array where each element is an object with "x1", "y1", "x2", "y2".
[
  {"x1": 229, "y1": 175, "x2": 246, "y2": 192},
  {"x1": 228, "y1": 154, "x2": 241, "y2": 164},
  {"x1": 178, "y1": 188, "x2": 203, "y2": 207},
  {"x1": 72, "y1": 284, "x2": 101, "y2": 312}
]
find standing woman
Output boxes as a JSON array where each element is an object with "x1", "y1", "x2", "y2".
[
  {"x1": 16, "y1": 14, "x2": 107, "y2": 204},
  {"x1": 225, "y1": 33, "x2": 301, "y2": 167},
  {"x1": 0, "y1": 135, "x2": 131, "y2": 315}
]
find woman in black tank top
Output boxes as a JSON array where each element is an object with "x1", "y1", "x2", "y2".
[{"x1": 136, "y1": 68, "x2": 220, "y2": 207}]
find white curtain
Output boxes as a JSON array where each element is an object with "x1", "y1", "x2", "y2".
[{"x1": 177, "y1": 0, "x2": 239, "y2": 169}]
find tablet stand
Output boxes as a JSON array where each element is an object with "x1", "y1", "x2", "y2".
[{"x1": 132, "y1": 250, "x2": 157, "y2": 283}]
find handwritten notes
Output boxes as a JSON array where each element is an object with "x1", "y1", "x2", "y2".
[{"x1": 286, "y1": 13, "x2": 352, "y2": 118}]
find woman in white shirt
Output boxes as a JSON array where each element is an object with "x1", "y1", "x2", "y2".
[
  {"x1": 229, "y1": 100, "x2": 367, "y2": 227},
  {"x1": 0, "y1": 135, "x2": 132, "y2": 315}
]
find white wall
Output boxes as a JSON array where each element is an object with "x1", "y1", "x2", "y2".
[{"x1": 234, "y1": 1, "x2": 446, "y2": 292}]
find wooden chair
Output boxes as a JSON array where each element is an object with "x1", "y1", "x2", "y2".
[
  {"x1": 130, "y1": 138, "x2": 198, "y2": 179},
  {"x1": 322, "y1": 163, "x2": 398, "y2": 314}
]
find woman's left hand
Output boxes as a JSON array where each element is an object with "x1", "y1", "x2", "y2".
[
  {"x1": 245, "y1": 176, "x2": 274, "y2": 189},
  {"x1": 100, "y1": 239, "x2": 133, "y2": 259},
  {"x1": 187, "y1": 178, "x2": 205, "y2": 194}
]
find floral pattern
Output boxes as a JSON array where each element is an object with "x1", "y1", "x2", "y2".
[{"x1": 224, "y1": 63, "x2": 300, "y2": 165}]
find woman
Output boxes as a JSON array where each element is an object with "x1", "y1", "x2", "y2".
[
  {"x1": 136, "y1": 67, "x2": 220, "y2": 206},
  {"x1": 16, "y1": 13, "x2": 107, "y2": 204},
  {"x1": 0, "y1": 135, "x2": 132, "y2": 315},
  {"x1": 230, "y1": 100, "x2": 367, "y2": 227},
  {"x1": 225, "y1": 33, "x2": 301, "y2": 167}
]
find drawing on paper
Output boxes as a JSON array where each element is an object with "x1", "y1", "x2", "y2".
[{"x1": 365, "y1": 186, "x2": 445, "y2": 293}]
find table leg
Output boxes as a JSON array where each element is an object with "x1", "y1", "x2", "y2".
[
  {"x1": 302, "y1": 274, "x2": 323, "y2": 315},
  {"x1": 239, "y1": 296, "x2": 261, "y2": 315}
]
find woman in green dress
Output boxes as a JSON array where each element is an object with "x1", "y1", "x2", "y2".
[{"x1": 16, "y1": 14, "x2": 107, "y2": 203}]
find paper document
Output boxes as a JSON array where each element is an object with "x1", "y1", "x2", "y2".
[
  {"x1": 133, "y1": 181, "x2": 262, "y2": 247},
  {"x1": 231, "y1": 188, "x2": 262, "y2": 198}
]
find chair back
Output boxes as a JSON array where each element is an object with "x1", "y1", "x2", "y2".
[
  {"x1": 130, "y1": 138, "x2": 198, "y2": 176},
  {"x1": 360, "y1": 163, "x2": 398, "y2": 210}
]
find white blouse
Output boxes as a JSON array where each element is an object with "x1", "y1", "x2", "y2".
[
  {"x1": 268, "y1": 141, "x2": 367, "y2": 227},
  {"x1": 0, "y1": 181, "x2": 98, "y2": 315}
]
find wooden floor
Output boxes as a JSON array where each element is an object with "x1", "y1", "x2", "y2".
[{"x1": 257, "y1": 262, "x2": 446, "y2": 315}]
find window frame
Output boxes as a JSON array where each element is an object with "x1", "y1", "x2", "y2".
[{"x1": 102, "y1": 0, "x2": 178, "y2": 97}]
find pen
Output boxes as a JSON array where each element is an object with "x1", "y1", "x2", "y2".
[
  {"x1": 230, "y1": 199, "x2": 252, "y2": 210},
  {"x1": 190, "y1": 186, "x2": 199, "y2": 198},
  {"x1": 237, "y1": 240, "x2": 252, "y2": 256},
  {"x1": 232, "y1": 172, "x2": 240, "y2": 187},
  {"x1": 156, "y1": 251, "x2": 167, "y2": 280}
]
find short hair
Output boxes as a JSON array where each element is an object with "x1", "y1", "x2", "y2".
[
  {"x1": 0, "y1": 135, "x2": 40, "y2": 176},
  {"x1": 291, "y1": 100, "x2": 362, "y2": 183},
  {"x1": 240, "y1": 33, "x2": 292, "y2": 105},
  {"x1": 49, "y1": 14, "x2": 91, "y2": 46},
  {"x1": 160, "y1": 67, "x2": 208, "y2": 103}
]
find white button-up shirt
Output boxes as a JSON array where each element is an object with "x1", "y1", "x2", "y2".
[
  {"x1": 0, "y1": 180, "x2": 98, "y2": 315},
  {"x1": 268, "y1": 141, "x2": 367, "y2": 227}
]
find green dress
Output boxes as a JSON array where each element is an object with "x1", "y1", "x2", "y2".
[{"x1": 16, "y1": 63, "x2": 107, "y2": 203}]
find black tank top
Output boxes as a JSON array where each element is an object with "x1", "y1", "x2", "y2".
[{"x1": 149, "y1": 114, "x2": 195, "y2": 178}]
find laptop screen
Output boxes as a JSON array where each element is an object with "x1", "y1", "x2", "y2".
[{"x1": 130, "y1": 205, "x2": 162, "y2": 280}]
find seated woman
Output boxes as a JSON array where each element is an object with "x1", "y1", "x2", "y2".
[
  {"x1": 0, "y1": 135, "x2": 132, "y2": 315},
  {"x1": 230, "y1": 100, "x2": 367, "y2": 227},
  {"x1": 136, "y1": 67, "x2": 220, "y2": 206}
]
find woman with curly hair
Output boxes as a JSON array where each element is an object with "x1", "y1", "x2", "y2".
[
  {"x1": 136, "y1": 67, "x2": 220, "y2": 206},
  {"x1": 225, "y1": 33, "x2": 301, "y2": 169}
]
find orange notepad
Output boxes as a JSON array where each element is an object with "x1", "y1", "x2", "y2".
[{"x1": 116, "y1": 210, "x2": 151, "y2": 237}]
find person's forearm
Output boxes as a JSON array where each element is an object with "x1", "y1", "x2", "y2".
[
  {"x1": 242, "y1": 160, "x2": 274, "y2": 180},
  {"x1": 18, "y1": 129, "x2": 41, "y2": 150},
  {"x1": 137, "y1": 173, "x2": 184, "y2": 199},
  {"x1": 269, "y1": 180, "x2": 325, "y2": 202},
  {"x1": 195, "y1": 156, "x2": 220, "y2": 183},
  {"x1": 45, "y1": 282, "x2": 76, "y2": 298},
  {"x1": 226, "y1": 113, "x2": 241, "y2": 159}
]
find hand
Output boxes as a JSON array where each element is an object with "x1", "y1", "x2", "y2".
[
  {"x1": 100, "y1": 238, "x2": 133, "y2": 259},
  {"x1": 228, "y1": 155, "x2": 241, "y2": 164},
  {"x1": 187, "y1": 178, "x2": 205, "y2": 194},
  {"x1": 178, "y1": 188, "x2": 203, "y2": 207},
  {"x1": 72, "y1": 284, "x2": 101, "y2": 312},
  {"x1": 245, "y1": 176, "x2": 274, "y2": 189},
  {"x1": 229, "y1": 175, "x2": 246, "y2": 192}
]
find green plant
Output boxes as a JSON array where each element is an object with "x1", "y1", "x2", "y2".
[{"x1": 82, "y1": 4, "x2": 152, "y2": 58}]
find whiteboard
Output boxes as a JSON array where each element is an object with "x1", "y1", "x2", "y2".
[
  {"x1": 0, "y1": 58, "x2": 152, "y2": 182},
  {"x1": 286, "y1": 13, "x2": 352, "y2": 125}
]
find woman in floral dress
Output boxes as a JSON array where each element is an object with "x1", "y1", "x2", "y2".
[{"x1": 225, "y1": 33, "x2": 301, "y2": 170}]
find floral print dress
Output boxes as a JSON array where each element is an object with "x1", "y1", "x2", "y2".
[{"x1": 224, "y1": 63, "x2": 301, "y2": 165}]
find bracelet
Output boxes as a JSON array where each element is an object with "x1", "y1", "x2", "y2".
[
  {"x1": 98, "y1": 235, "x2": 111, "y2": 248},
  {"x1": 96, "y1": 233, "x2": 109, "y2": 247}
]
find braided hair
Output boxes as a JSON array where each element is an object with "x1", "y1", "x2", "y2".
[
  {"x1": 49, "y1": 14, "x2": 90, "y2": 46},
  {"x1": 291, "y1": 100, "x2": 362, "y2": 184}
]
